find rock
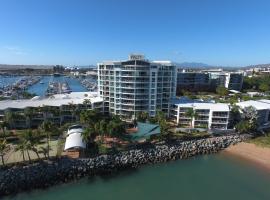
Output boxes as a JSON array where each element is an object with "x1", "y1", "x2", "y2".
[{"x1": 0, "y1": 134, "x2": 250, "y2": 197}]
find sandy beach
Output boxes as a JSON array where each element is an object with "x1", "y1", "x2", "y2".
[{"x1": 224, "y1": 142, "x2": 270, "y2": 171}]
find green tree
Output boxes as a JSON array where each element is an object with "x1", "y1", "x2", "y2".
[
  {"x1": 229, "y1": 105, "x2": 241, "y2": 128},
  {"x1": 80, "y1": 110, "x2": 100, "y2": 127},
  {"x1": 24, "y1": 107, "x2": 34, "y2": 128},
  {"x1": 259, "y1": 82, "x2": 269, "y2": 92},
  {"x1": 0, "y1": 121, "x2": 8, "y2": 140},
  {"x1": 184, "y1": 108, "x2": 198, "y2": 128},
  {"x1": 216, "y1": 85, "x2": 229, "y2": 96},
  {"x1": 41, "y1": 121, "x2": 54, "y2": 159},
  {"x1": 5, "y1": 111, "x2": 15, "y2": 129},
  {"x1": 159, "y1": 119, "x2": 169, "y2": 135},
  {"x1": 0, "y1": 139, "x2": 7, "y2": 166},
  {"x1": 38, "y1": 146, "x2": 49, "y2": 159},
  {"x1": 83, "y1": 99, "x2": 91, "y2": 109},
  {"x1": 15, "y1": 141, "x2": 26, "y2": 162},
  {"x1": 155, "y1": 110, "x2": 166, "y2": 123},
  {"x1": 21, "y1": 130, "x2": 41, "y2": 160},
  {"x1": 136, "y1": 111, "x2": 148, "y2": 122},
  {"x1": 235, "y1": 121, "x2": 250, "y2": 134}
]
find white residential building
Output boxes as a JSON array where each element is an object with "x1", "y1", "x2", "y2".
[
  {"x1": 170, "y1": 97, "x2": 230, "y2": 129},
  {"x1": 0, "y1": 92, "x2": 103, "y2": 128},
  {"x1": 98, "y1": 54, "x2": 177, "y2": 119},
  {"x1": 236, "y1": 99, "x2": 270, "y2": 129}
]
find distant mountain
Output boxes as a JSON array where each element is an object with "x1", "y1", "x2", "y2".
[
  {"x1": 175, "y1": 62, "x2": 210, "y2": 68},
  {"x1": 244, "y1": 63, "x2": 270, "y2": 69},
  {"x1": 0, "y1": 64, "x2": 53, "y2": 69}
]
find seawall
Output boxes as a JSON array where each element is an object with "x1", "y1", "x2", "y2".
[{"x1": 0, "y1": 135, "x2": 249, "y2": 196}]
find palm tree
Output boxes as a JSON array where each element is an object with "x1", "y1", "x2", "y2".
[
  {"x1": 38, "y1": 146, "x2": 49, "y2": 159},
  {"x1": 5, "y1": 110, "x2": 14, "y2": 129},
  {"x1": 136, "y1": 111, "x2": 148, "y2": 122},
  {"x1": 48, "y1": 106, "x2": 61, "y2": 126},
  {"x1": 0, "y1": 139, "x2": 7, "y2": 166},
  {"x1": 82, "y1": 127, "x2": 91, "y2": 144},
  {"x1": 99, "y1": 120, "x2": 107, "y2": 141},
  {"x1": 15, "y1": 142, "x2": 26, "y2": 162},
  {"x1": 155, "y1": 110, "x2": 166, "y2": 123},
  {"x1": 24, "y1": 107, "x2": 34, "y2": 128},
  {"x1": 185, "y1": 108, "x2": 198, "y2": 128},
  {"x1": 82, "y1": 127, "x2": 97, "y2": 147},
  {"x1": 83, "y1": 99, "x2": 91, "y2": 109},
  {"x1": 80, "y1": 110, "x2": 99, "y2": 127},
  {"x1": 21, "y1": 130, "x2": 41, "y2": 160},
  {"x1": 68, "y1": 102, "x2": 79, "y2": 122},
  {"x1": 41, "y1": 121, "x2": 54, "y2": 159},
  {"x1": 0, "y1": 121, "x2": 8, "y2": 140},
  {"x1": 41, "y1": 105, "x2": 48, "y2": 120}
]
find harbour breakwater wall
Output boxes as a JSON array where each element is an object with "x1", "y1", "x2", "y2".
[{"x1": 0, "y1": 135, "x2": 249, "y2": 196}]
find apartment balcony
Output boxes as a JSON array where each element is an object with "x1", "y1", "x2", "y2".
[
  {"x1": 211, "y1": 120, "x2": 228, "y2": 124},
  {"x1": 211, "y1": 124, "x2": 227, "y2": 129},
  {"x1": 212, "y1": 114, "x2": 229, "y2": 118},
  {"x1": 179, "y1": 121, "x2": 190, "y2": 125},
  {"x1": 196, "y1": 113, "x2": 210, "y2": 117},
  {"x1": 195, "y1": 118, "x2": 209, "y2": 122},
  {"x1": 179, "y1": 116, "x2": 192, "y2": 119}
]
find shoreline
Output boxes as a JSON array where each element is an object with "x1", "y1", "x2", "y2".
[
  {"x1": 223, "y1": 142, "x2": 270, "y2": 172},
  {"x1": 0, "y1": 135, "x2": 248, "y2": 196}
]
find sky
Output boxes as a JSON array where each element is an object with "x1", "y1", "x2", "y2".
[{"x1": 0, "y1": 0, "x2": 270, "y2": 66}]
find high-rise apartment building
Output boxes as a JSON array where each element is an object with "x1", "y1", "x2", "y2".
[{"x1": 98, "y1": 54, "x2": 177, "y2": 119}]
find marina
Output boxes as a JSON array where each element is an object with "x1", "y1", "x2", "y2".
[
  {"x1": 45, "y1": 77, "x2": 72, "y2": 96},
  {"x1": 27, "y1": 75, "x2": 93, "y2": 96},
  {"x1": 0, "y1": 75, "x2": 97, "y2": 98},
  {"x1": 0, "y1": 75, "x2": 41, "y2": 99},
  {"x1": 79, "y1": 77, "x2": 98, "y2": 91}
]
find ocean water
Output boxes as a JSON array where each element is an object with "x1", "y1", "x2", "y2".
[{"x1": 4, "y1": 154, "x2": 270, "y2": 200}]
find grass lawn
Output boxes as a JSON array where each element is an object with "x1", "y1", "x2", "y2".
[{"x1": 248, "y1": 135, "x2": 270, "y2": 148}]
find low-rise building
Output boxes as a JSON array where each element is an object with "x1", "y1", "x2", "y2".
[
  {"x1": 177, "y1": 70, "x2": 244, "y2": 92},
  {"x1": 170, "y1": 97, "x2": 230, "y2": 130},
  {"x1": 177, "y1": 72, "x2": 210, "y2": 91},
  {"x1": 236, "y1": 99, "x2": 270, "y2": 129},
  {"x1": 0, "y1": 92, "x2": 103, "y2": 129},
  {"x1": 64, "y1": 125, "x2": 86, "y2": 158}
]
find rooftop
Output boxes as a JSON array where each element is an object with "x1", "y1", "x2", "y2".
[
  {"x1": 98, "y1": 54, "x2": 173, "y2": 66},
  {"x1": 64, "y1": 131, "x2": 86, "y2": 151},
  {"x1": 172, "y1": 97, "x2": 230, "y2": 111},
  {"x1": 129, "y1": 122, "x2": 160, "y2": 141},
  {"x1": 0, "y1": 92, "x2": 103, "y2": 110},
  {"x1": 237, "y1": 99, "x2": 270, "y2": 110}
]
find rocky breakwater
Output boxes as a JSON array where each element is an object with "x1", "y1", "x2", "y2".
[{"x1": 0, "y1": 134, "x2": 249, "y2": 196}]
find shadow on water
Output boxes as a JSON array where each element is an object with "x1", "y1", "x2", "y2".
[{"x1": 85, "y1": 167, "x2": 139, "y2": 184}]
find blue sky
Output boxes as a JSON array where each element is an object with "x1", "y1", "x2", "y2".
[{"x1": 0, "y1": 0, "x2": 270, "y2": 66}]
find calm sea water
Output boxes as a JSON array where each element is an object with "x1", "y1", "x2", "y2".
[
  {"x1": 4, "y1": 154, "x2": 270, "y2": 200},
  {"x1": 0, "y1": 76, "x2": 21, "y2": 88},
  {"x1": 27, "y1": 76, "x2": 87, "y2": 96}
]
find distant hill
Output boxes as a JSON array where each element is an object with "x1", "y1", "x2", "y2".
[
  {"x1": 176, "y1": 62, "x2": 210, "y2": 68},
  {"x1": 0, "y1": 64, "x2": 53, "y2": 70},
  {"x1": 244, "y1": 63, "x2": 270, "y2": 69}
]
